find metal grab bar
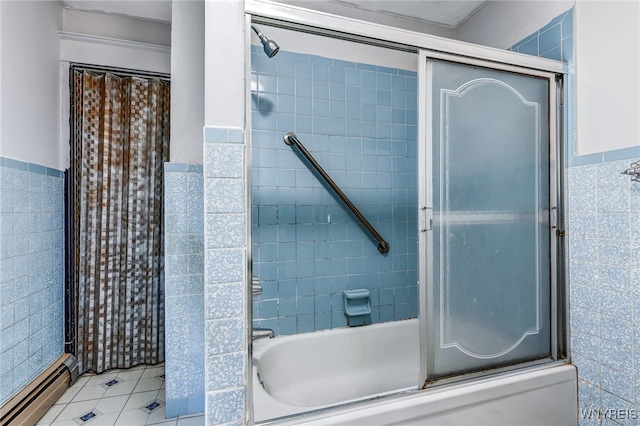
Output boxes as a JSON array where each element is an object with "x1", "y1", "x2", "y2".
[{"x1": 283, "y1": 131, "x2": 390, "y2": 254}]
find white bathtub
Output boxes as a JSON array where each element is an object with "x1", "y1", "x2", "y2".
[{"x1": 252, "y1": 319, "x2": 577, "y2": 425}]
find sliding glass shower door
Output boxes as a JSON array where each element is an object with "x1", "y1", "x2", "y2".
[{"x1": 419, "y1": 55, "x2": 560, "y2": 382}]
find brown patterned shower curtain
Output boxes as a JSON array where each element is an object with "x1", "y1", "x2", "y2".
[{"x1": 70, "y1": 69, "x2": 170, "y2": 374}]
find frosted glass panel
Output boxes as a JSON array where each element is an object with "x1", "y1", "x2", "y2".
[{"x1": 428, "y1": 60, "x2": 550, "y2": 378}]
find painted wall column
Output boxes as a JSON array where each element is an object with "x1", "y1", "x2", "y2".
[{"x1": 203, "y1": 1, "x2": 248, "y2": 425}]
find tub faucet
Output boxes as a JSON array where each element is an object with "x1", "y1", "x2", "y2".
[{"x1": 253, "y1": 327, "x2": 275, "y2": 340}]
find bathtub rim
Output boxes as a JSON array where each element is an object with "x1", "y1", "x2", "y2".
[
  {"x1": 253, "y1": 360, "x2": 576, "y2": 425},
  {"x1": 251, "y1": 317, "x2": 418, "y2": 360}
]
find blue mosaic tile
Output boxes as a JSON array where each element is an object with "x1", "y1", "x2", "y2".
[
  {"x1": 205, "y1": 214, "x2": 245, "y2": 248},
  {"x1": 599, "y1": 341, "x2": 633, "y2": 374},
  {"x1": 598, "y1": 240, "x2": 631, "y2": 268},
  {"x1": 206, "y1": 388, "x2": 244, "y2": 424},
  {"x1": 206, "y1": 352, "x2": 244, "y2": 391},
  {"x1": 578, "y1": 380, "x2": 601, "y2": 413},
  {"x1": 599, "y1": 314, "x2": 633, "y2": 347},
  {"x1": 601, "y1": 385, "x2": 634, "y2": 411},
  {"x1": 569, "y1": 237, "x2": 598, "y2": 264},
  {"x1": 205, "y1": 249, "x2": 244, "y2": 284},
  {"x1": 597, "y1": 187, "x2": 629, "y2": 214},
  {"x1": 597, "y1": 161, "x2": 630, "y2": 188},
  {"x1": 598, "y1": 265, "x2": 631, "y2": 293},
  {"x1": 205, "y1": 144, "x2": 244, "y2": 179},
  {"x1": 205, "y1": 317, "x2": 244, "y2": 356},
  {"x1": 573, "y1": 355, "x2": 600, "y2": 391},
  {"x1": 205, "y1": 179, "x2": 244, "y2": 214},
  {"x1": 568, "y1": 187, "x2": 597, "y2": 213},
  {"x1": 165, "y1": 172, "x2": 188, "y2": 193},
  {"x1": 572, "y1": 331, "x2": 600, "y2": 361},
  {"x1": 567, "y1": 165, "x2": 596, "y2": 191},
  {"x1": 632, "y1": 271, "x2": 640, "y2": 300},
  {"x1": 598, "y1": 289, "x2": 632, "y2": 322}
]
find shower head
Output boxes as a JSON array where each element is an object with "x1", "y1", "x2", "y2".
[{"x1": 251, "y1": 24, "x2": 279, "y2": 58}]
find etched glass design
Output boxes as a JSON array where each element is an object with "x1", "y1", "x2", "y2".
[{"x1": 428, "y1": 59, "x2": 551, "y2": 378}]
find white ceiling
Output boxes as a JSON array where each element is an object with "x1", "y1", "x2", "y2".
[
  {"x1": 61, "y1": 1, "x2": 172, "y2": 23},
  {"x1": 60, "y1": 0, "x2": 487, "y2": 29}
]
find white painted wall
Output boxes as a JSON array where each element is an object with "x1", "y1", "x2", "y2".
[
  {"x1": 60, "y1": 7, "x2": 171, "y2": 75},
  {"x1": 458, "y1": 0, "x2": 640, "y2": 156},
  {"x1": 0, "y1": 1, "x2": 63, "y2": 169},
  {"x1": 171, "y1": 0, "x2": 204, "y2": 163},
  {"x1": 575, "y1": 1, "x2": 640, "y2": 155},
  {"x1": 0, "y1": 2, "x2": 171, "y2": 171},
  {"x1": 59, "y1": 8, "x2": 171, "y2": 169},
  {"x1": 62, "y1": 8, "x2": 171, "y2": 46},
  {"x1": 205, "y1": 0, "x2": 246, "y2": 127},
  {"x1": 456, "y1": 1, "x2": 573, "y2": 49}
]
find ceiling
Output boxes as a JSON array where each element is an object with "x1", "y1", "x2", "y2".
[{"x1": 60, "y1": 0, "x2": 487, "y2": 29}]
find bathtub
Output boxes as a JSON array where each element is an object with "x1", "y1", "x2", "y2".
[{"x1": 252, "y1": 318, "x2": 577, "y2": 425}]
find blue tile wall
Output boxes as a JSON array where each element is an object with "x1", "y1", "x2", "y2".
[
  {"x1": 515, "y1": 8, "x2": 640, "y2": 424},
  {"x1": 568, "y1": 160, "x2": 640, "y2": 425},
  {"x1": 250, "y1": 47, "x2": 418, "y2": 335},
  {"x1": 0, "y1": 157, "x2": 64, "y2": 405},
  {"x1": 203, "y1": 127, "x2": 247, "y2": 425},
  {"x1": 164, "y1": 163, "x2": 205, "y2": 417}
]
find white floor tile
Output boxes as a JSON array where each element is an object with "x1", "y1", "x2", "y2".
[
  {"x1": 71, "y1": 376, "x2": 92, "y2": 389},
  {"x1": 86, "y1": 373, "x2": 119, "y2": 387},
  {"x1": 42, "y1": 365, "x2": 174, "y2": 426},
  {"x1": 94, "y1": 395, "x2": 130, "y2": 414},
  {"x1": 115, "y1": 409, "x2": 149, "y2": 426},
  {"x1": 36, "y1": 403, "x2": 65, "y2": 424},
  {"x1": 126, "y1": 365, "x2": 148, "y2": 372},
  {"x1": 55, "y1": 386, "x2": 81, "y2": 404},
  {"x1": 146, "y1": 405, "x2": 167, "y2": 424},
  {"x1": 116, "y1": 369, "x2": 145, "y2": 382},
  {"x1": 55, "y1": 400, "x2": 99, "y2": 421},
  {"x1": 86, "y1": 411, "x2": 120, "y2": 426},
  {"x1": 103, "y1": 380, "x2": 137, "y2": 398},
  {"x1": 133, "y1": 378, "x2": 163, "y2": 394},
  {"x1": 123, "y1": 390, "x2": 160, "y2": 411},
  {"x1": 141, "y1": 366, "x2": 165, "y2": 379},
  {"x1": 49, "y1": 420, "x2": 79, "y2": 426},
  {"x1": 71, "y1": 384, "x2": 107, "y2": 402}
]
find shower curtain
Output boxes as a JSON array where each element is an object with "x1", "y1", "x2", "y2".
[{"x1": 70, "y1": 69, "x2": 170, "y2": 374}]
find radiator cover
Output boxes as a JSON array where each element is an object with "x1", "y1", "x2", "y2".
[{"x1": 0, "y1": 354, "x2": 78, "y2": 426}]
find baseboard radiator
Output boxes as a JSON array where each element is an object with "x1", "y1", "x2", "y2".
[{"x1": 0, "y1": 354, "x2": 78, "y2": 426}]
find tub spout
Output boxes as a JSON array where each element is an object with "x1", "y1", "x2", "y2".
[{"x1": 253, "y1": 327, "x2": 275, "y2": 340}]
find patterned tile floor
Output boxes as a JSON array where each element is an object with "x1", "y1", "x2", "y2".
[{"x1": 37, "y1": 363, "x2": 204, "y2": 426}]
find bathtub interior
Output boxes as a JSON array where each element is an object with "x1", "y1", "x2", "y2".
[{"x1": 252, "y1": 319, "x2": 420, "y2": 422}]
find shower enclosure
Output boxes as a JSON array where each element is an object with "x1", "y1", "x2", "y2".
[{"x1": 247, "y1": 1, "x2": 569, "y2": 423}]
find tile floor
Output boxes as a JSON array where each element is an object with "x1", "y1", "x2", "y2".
[{"x1": 36, "y1": 363, "x2": 204, "y2": 426}]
